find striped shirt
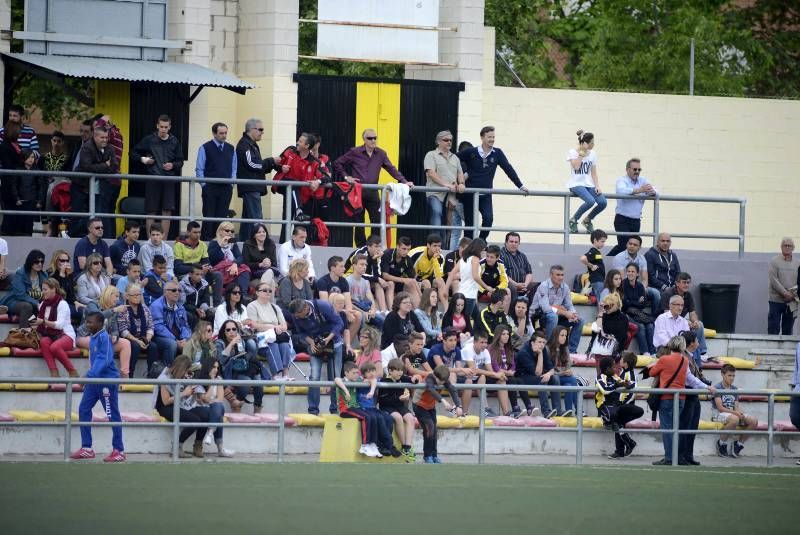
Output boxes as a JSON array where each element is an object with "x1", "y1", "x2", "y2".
[
  {"x1": 499, "y1": 247, "x2": 532, "y2": 284},
  {"x1": 0, "y1": 124, "x2": 40, "y2": 153}
]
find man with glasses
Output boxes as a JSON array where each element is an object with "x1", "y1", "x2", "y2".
[
  {"x1": 609, "y1": 158, "x2": 657, "y2": 256},
  {"x1": 653, "y1": 295, "x2": 690, "y2": 350},
  {"x1": 150, "y1": 280, "x2": 191, "y2": 365},
  {"x1": 334, "y1": 128, "x2": 413, "y2": 246},
  {"x1": 768, "y1": 238, "x2": 799, "y2": 335},
  {"x1": 73, "y1": 217, "x2": 113, "y2": 273},
  {"x1": 660, "y1": 272, "x2": 708, "y2": 366},
  {"x1": 235, "y1": 118, "x2": 282, "y2": 242},
  {"x1": 118, "y1": 282, "x2": 156, "y2": 378},
  {"x1": 424, "y1": 130, "x2": 464, "y2": 250}
]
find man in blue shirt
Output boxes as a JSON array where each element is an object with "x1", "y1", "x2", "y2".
[
  {"x1": 534, "y1": 265, "x2": 584, "y2": 353},
  {"x1": 150, "y1": 280, "x2": 192, "y2": 366},
  {"x1": 609, "y1": 158, "x2": 657, "y2": 256},
  {"x1": 196, "y1": 122, "x2": 237, "y2": 240},
  {"x1": 458, "y1": 126, "x2": 529, "y2": 240}
]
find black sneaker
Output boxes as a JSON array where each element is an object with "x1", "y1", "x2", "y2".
[
  {"x1": 716, "y1": 440, "x2": 729, "y2": 458},
  {"x1": 389, "y1": 446, "x2": 403, "y2": 458},
  {"x1": 562, "y1": 409, "x2": 574, "y2": 417},
  {"x1": 545, "y1": 409, "x2": 557, "y2": 419},
  {"x1": 652, "y1": 458, "x2": 671, "y2": 466},
  {"x1": 510, "y1": 409, "x2": 522, "y2": 418},
  {"x1": 484, "y1": 407, "x2": 498, "y2": 418},
  {"x1": 378, "y1": 447, "x2": 393, "y2": 458},
  {"x1": 623, "y1": 438, "x2": 637, "y2": 457},
  {"x1": 608, "y1": 451, "x2": 625, "y2": 460},
  {"x1": 733, "y1": 441, "x2": 744, "y2": 457}
]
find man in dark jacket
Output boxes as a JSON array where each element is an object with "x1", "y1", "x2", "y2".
[
  {"x1": 131, "y1": 114, "x2": 184, "y2": 239},
  {"x1": 235, "y1": 118, "x2": 281, "y2": 242},
  {"x1": 645, "y1": 233, "x2": 682, "y2": 292},
  {"x1": 75, "y1": 126, "x2": 119, "y2": 238},
  {"x1": 515, "y1": 331, "x2": 563, "y2": 418}
]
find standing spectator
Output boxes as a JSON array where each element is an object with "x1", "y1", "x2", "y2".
[
  {"x1": 612, "y1": 235, "x2": 661, "y2": 315},
  {"x1": 131, "y1": 114, "x2": 184, "y2": 238},
  {"x1": 276, "y1": 258, "x2": 314, "y2": 314},
  {"x1": 33, "y1": 278, "x2": 78, "y2": 378},
  {"x1": 334, "y1": 128, "x2": 413, "y2": 246},
  {"x1": 196, "y1": 122, "x2": 237, "y2": 240},
  {"x1": 47, "y1": 249, "x2": 80, "y2": 321},
  {"x1": 0, "y1": 104, "x2": 39, "y2": 152},
  {"x1": 138, "y1": 223, "x2": 175, "y2": 276},
  {"x1": 0, "y1": 236, "x2": 8, "y2": 292},
  {"x1": 150, "y1": 280, "x2": 192, "y2": 366},
  {"x1": 660, "y1": 272, "x2": 708, "y2": 365},
  {"x1": 42, "y1": 130, "x2": 71, "y2": 236},
  {"x1": 646, "y1": 233, "x2": 681, "y2": 292},
  {"x1": 73, "y1": 217, "x2": 113, "y2": 274},
  {"x1": 767, "y1": 238, "x2": 799, "y2": 335},
  {"x1": 789, "y1": 342, "x2": 800, "y2": 446},
  {"x1": 7, "y1": 150, "x2": 44, "y2": 236},
  {"x1": 93, "y1": 115, "x2": 124, "y2": 238},
  {"x1": 424, "y1": 130, "x2": 465, "y2": 250},
  {"x1": 174, "y1": 220, "x2": 222, "y2": 306},
  {"x1": 71, "y1": 120, "x2": 93, "y2": 171},
  {"x1": 381, "y1": 292, "x2": 424, "y2": 350},
  {"x1": 75, "y1": 252, "x2": 111, "y2": 312},
  {"x1": 678, "y1": 331, "x2": 708, "y2": 465},
  {"x1": 235, "y1": 118, "x2": 280, "y2": 242},
  {"x1": 457, "y1": 126, "x2": 528, "y2": 240},
  {"x1": 621, "y1": 263, "x2": 656, "y2": 355},
  {"x1": 110, "y1": 221, "x2": 141, "y2": 277},
  {"x1": 78, "y1": 126, "x2": 119, "y2": 239},
  {"x1": 66, "y1": 122, "x2": 97, "y2": 235},
  {"x1": 380, "y1": 236, "x2": 419, "y2": 308},
  {"x1": 0, "y1": 250, "x2": 47, "y2": 327},
  {"x1": 580, "y1": 229, "x2": 608, "y2": 302},
  {"x1": 499, "y1": 232, "x2": 536, "y2": 303},
  {"x1": 566, "y1": 130, "x2": 606, "y2": 233},
  {"x1": 208, "y1": 222, "x2": 251, "y2": 293},
  {"x1": 412, "y1": 365, "x2": 463, "y2": 463},
  {"x1": 274, "y1": 132, "x2": 326, "y2": 222},
  {"x1": 609, "y1": 158, "x2": 657, "y2": 257},
  {"x1": 0, "y1": 122, "x2": 24, "y2": 235},
  {"x1": 118, "y1": 282, "x2": 157, "y2": 378},
  {"x1": 653, "y1": 295, "x2": 690, "y2": 350},
  {"x1": 247, "y1": 280, "x2": 296, "y2": 380},
  {"x1": 289, "y1": 298, "x2": 344, "y2": 415},
  {"x1": 242, "y1": 223, "x2": 278, "y2": 286},
  {"x1": 345, "y1": 234, "x2": 391, "y2": 313},
  {"x1": 534, "y1": 265, "x2": 584, "y2": 353},
  {"x1": 277, "y1": 225, "x2": 315, "y2": 280}
]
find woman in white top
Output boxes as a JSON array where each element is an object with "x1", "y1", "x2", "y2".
[
  {"x1": 246, "y1": 280, "x2": 296, "y2": 380},
  {"x1": 452, "y1": 238, "x2": 490, "y2": 318},
  {"x1": 213, "y1": 283, "x2": 251, "y2": 333},
  {"x1": 567, "y1": 130, "x2": 606, "y2": 233},
  {"x1": 33, "y1": 278, "x2": 78, "y2": 377}
]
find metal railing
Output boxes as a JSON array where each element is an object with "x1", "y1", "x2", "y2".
[
  {"x1": 0, "y1": 169, "x2": 747, "y2": 255},
  {"x1": 1, "y1": 376, "x2": 797, "y2": 465}
]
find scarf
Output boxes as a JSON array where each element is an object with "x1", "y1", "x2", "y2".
[
  {"x1": 126, "y1": 304, "x2": 147, "y2": 338},
  {"x1": 37, "y1": 294, "x2": 63, "y2": 338}
]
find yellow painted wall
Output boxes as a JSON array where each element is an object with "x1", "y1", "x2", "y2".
[
  {"x1": 94, "y1": 80, "x2": 131, "y2": 235},
  {"x1": 469, "y1": 86, "x2": 800, "y2": 253}
]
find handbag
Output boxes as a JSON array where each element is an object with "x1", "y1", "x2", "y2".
[
  {"x1": 267, "y1": 305, "x2": 291, "y2": 343},
  {"x1": 646, "y1": 356, "x2": 686, "y2": 413},
  {"x1": 4, "y1": 327, "x2": 40, "y2": 349},
  {"x1": 627, "y1": 307, "x2": 654, "y2": 325},
  {"x1": 230, "y1": 353, "x2": 250, "y2": 374},
  {"x1": 589, "y1": 331, "x2": 618, "y2": 357}
]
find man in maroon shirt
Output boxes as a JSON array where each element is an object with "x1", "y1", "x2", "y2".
[{"x1": 334, "y1": 129, "x2": 413, "y2": 246}]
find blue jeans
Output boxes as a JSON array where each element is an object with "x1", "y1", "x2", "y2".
[
  {"x1": 631, "y1": 321, "x2": 656, "y2": 354},
  {"x1": 209, "y1": 401, "x2": 225, "y2": 442},
  {"x1": 768, "y1": 301, "x2": 794, "y2": 335},
  {"x1": 646, "y1": 287, "x2": 662, "y2": 317},
  {"x1": 427, "y1": 196, "x2": 464, "y2": 250},
  {"x1": 239, "y1": 191, "x2": 263, "y2": 242},
  {"x1": 531, "y1": 373, "x2": 561, "y2": 415},
  {"x1": 79, "y1": 383, "x2": 123, "y2": 451},
  {"x1": 232, "y1": 372, "x2": 264, "y2": 407},
  {"x1": 152, "y1": 336, "x2": 178, "y2": 366},
  {"x1": 307, "y1": 342, "x2": 343, "y2": 414},
  {"x1": 590, "y1": 281, "x2": 604, "y2": 301},
  {"x1": 658, "y1": 397, "x2": 684, "y2": 463},
  {"x1": 570, "y1": 186, "x2": 607, "y2": 221},
  {"x1": 559, "y1": 374, "x2": 579, "y2": 413},
  {"x1": 541, "y1": 311, "x2": 584, "y2": 353},
  {"x1": 262, "y1": 341, "x2": 295, "y2": 375}
]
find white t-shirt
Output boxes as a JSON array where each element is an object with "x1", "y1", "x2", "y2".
[
  {"x1": 566, "y1": 149, "x2": 597, "y2": 189},
  {"x1": 461, "y1": 342, "x2": 491, "y2": 369},
  {"x1": 458, "y1": 257, "x2": 479, "y2": 299},
  {"x1": 0, "y1": 237, "x2": 8, "y2": 256}
]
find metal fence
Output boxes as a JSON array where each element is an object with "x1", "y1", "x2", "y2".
[
  {"x1": 1, "y1": 376, "x2": 796, "y2": 465},
  {"x1": 0, "y1": 169, "x2": 746, "y2": 255}
]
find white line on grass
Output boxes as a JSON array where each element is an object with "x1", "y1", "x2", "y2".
[{"x1": 588, "y1": 465, "x2": 800, "y2": 478}]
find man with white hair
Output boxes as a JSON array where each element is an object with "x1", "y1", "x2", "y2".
[
  {"x1": 653, "y1": 294, "x2": 690, "y2": 349},
  {"x1": 768, "y1": 237, "x2": 799, "y2": 335},
  {"x1": 235, "y1": 118, "x2": 282, "y2": 241},
  {"x1": 424, "y1": 130, "x2": 464, "y2": 250}
]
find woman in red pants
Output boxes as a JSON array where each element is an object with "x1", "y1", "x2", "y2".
[{"x1": 33, "y1": 278, "x2": 78, "y2": 377}]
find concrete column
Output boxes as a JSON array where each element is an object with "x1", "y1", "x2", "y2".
[
  {"x1": 167, "y1": 0, "x2": 212, "y2": 66},
  {"x1": 0, "y1": 0, "x2": 11, "y2": 115}
]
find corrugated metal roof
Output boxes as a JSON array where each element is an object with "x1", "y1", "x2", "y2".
[{"x1": 3, "y1": 52, "x2": 254, "y2": 90}]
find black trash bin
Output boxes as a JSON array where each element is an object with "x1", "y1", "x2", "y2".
[{"x1": 699, "y1": 283, "x2": 740, "y2": 333}]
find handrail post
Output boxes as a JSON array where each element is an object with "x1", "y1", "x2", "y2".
[
  {"x1": 63, "y1": 378, "x2": 74, "y2": 461},
  {"x1": 478, "y1": 386, "x2": 486, "y2": 465},
  {"x1": 380, "y1": 185, "x2": 390, "y2": 245},
  {"x1": 576, "y1": 388, "x2": 583, "y2": 465},
  {"x1": 283, "y1": 184, "x2": 294, "y2": 240},
  {"x1": 187, "y1": 178, "x2": 196, "y2": 221},
  {"x1": 652, "y1": 196, "x2": 660, "y2": 248},
  {"x1": 562, "y1": 195, "x2": 570, "y2": 252},
  {"x1": 767, "y1": 393, "x2": 774, "y2": 466},
  {"x1": 171, "y1": 380, "x2": 181, "y2": 461},
  {"x1": 738, "y1": 200, "x2": 746, "y2": 258},
  {"x1": 671, "y1": 392, "x2": 680, "y2": 466},
  {"x1": 472, "y1": 191, "x2": 480, "y2": 238},
  {"x1": 88, "y1": 176, "x2": 96, "y2": 219},
  {"x1": 277, "y1": 382, "x2": 286, "y2": 463}
]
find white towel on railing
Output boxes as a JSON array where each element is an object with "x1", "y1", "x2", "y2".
[{"x1": 387, "y1": 183, "x2": 412, "y2": 215}]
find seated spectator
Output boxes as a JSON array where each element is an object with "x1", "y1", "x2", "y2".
[
  {"x1": 118, "y1": 282, "x2": 157, "y2": 378},
  {"x1": 174, "y1": 220, "x2": 223, "y2": 307},
  {"x1": 595, "y1": 293, "x2": 632, "y2": 352},
  {"x1": 76, "y1": 286, "x2": 132, "y2": 377},
  {"x1": 355, "y1": 326, "x2": 383, "y2": 377},
  {"x1": 660, "y1": 272, "x2": 707, "y2": 366},
  {"x1": 515, "y1": 330, "x2": 561, "y2": 418},
  {"x1": 76, "y1": 252, "x2": 111, "y2": 312},
  {"x1": 143, "y1": 255, "x2": 172, "y2": 306},
  {"x1": 110, "y1": 221, "x2": 141, "y2": 277},
  {"x1": 72, "y1": 218, "x2": 113, "y2": 274},
  {"x1": 712, "y1": 363, "x2": 758, "y2": 458},
  {"x1": 621, "y1": 263, "x2": 656, "y2": 355},
  {"x1": 277, "y1": 225, "x2": 315, "y2": 280},
  {"x1": 195, "y1": 354, "x2": 234, "y2": 457},
  {"x1": 380, "y1": 236, "x2": 420, "y2": 308},
  {"x1": 0, "y1": 249, "x2": 48, "y2": 327},
  {"x1": 580, "y1": 229, "x2": 608, "y2": 301},
  {"x1": 242, "y1": 222, "x2": 279, "y2": 286},
  {"x1": 645, "y1": 233, "x2": 681, "y2": 292},
  {"x1": 442, "y1": 293, "x2": 473, "y2": 345},
  {"x1": 213, "y1": 284, "x2": 253, "y2": 336},
  {"x1": 460, "y1": 330, "x2": 497, "y2": 416},
  {"x1": 345, "y1": 234, "x2": 392, "y2": 312},
  {"x1": 499, "y1": 232, "x2": 537, "y2": 304},
  {"x1": 381, "y1": 291, "x2": 424, "y2": 350},
  {"x1": 488, "y1": 325, "x2": 530, "y2": 417},
  {"x1": 534, "y1": 265, "x2": 584, "y2": 353},
  {"x1": 153, "y1": 355, "x2": 210, "y2": 458},
  {"x1": 276, "y1": 258, "x2": 314, "y2": 313},
  {"x1": 414, "y1": 288, "x2": 443, "y2": 347},
  {"x1": 510, "y1": 297, "x2": 534, "y2": 345},
  {"x1": 450, "y1": 238, "x2": 487, "y2": 319},
  {"x1": 550, "y1": 326, "x2": 577, "y2": 417},
  {"x1": 246, "y1": 280, "x2": 296, "y2": 380},
  {"x1": 479, "y1": 290, "x2": 512, "y2": 343},
  {"x1": 138, "y1": 224, "x2": 174, "y2": 277},
  {"x1": 599, "y1": 268, "x2": 623, "y2": 304},
  {"x1": 477, "y1": 244, "x2": 509, "y2": 303},
  {"x1": 611, "y1": 235, "x2": 661, "y2": 316},
  {"x1": 151, "y1": 280, "x2": 192, "y2": 366},
  {"x1": 346, "y1": 253, "x2": 385, "y2": 329},
  {"x1": 34, "y1": 278, "x2": 78, "y2": 378},
  {"x1": 182, "y1": 320, "x2": 216, "y2": 363},
  {"x1": 47, "y1": 249, "x2": 80, "y2": 321},
  {"x1": 116, "y1": 258, "x2": 144, "y2": 296},
  {"x1": 0, "y1": 236, "x2": 9, "y2": 292},
  {"x1": 328, "y1": 293, "x2": 354, "y2": 356},
  {"x1": 399, "y1": 332, "x2": 425, "y2": 378},
  {"x1": 408, "y1": 233, "x2": 448, "y2": 307},
  {"x1": 426, "y1": 328, "x2": 475, "y2": 409},
  {"x1": 596, "y1": 355, "x2": 643, "y2": 459},
  {"x1": 215, "y1": 319, "x2": 265, "y2": 413},
  {"x1": 180, "y1": 264, "x2": 214, "y2": 329},
  {"x1": 653, "y1": 295, "x2": 690, "y2": 350},
  {"x1": 317, "y1": 255, "x2": 362, "y2": 346},
  {"x1": 208, "y1": 222, "x2": 251, "y2": 293},
  {"x1": 289, "y1": 298, "x2": 344, "y2": 415},
  {"x1": 444, "y1": 237, "x2": 471, "y2": 296}
]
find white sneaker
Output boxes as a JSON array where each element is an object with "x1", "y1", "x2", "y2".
[
  {"x1": 203, "y1": 430, "x2": 214, "y2": 446},
  {"x1": 359, "y1": 444, "x2": 370, "y2": 456},
  {"x1": 218, "y1": 448, "x2": 234, "y2": 458},
  {"x1": 367, "y1": 443, "x2": 381, "y2": 458}
]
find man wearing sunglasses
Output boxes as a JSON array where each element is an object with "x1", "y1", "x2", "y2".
[
  {"x1": 424, "y1": 130, "x2": 465, "y2": 250},
  {"x1": 150, "y1": 280, "x2": 192, "y2": 366},
  {"x1": 609, "y1": 158, "x2": 658, "y2": 257}
]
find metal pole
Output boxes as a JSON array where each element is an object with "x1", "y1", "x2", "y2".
[
  {"x1": 478, "y1": 386, "x2": 486, "y2": 464},
  {"x1": 652, "y1": 197, "x2": 660, "y2": 248},
  {"x1": 88, "y1": 176, "x2": 96, "y2": 218},
  {"x1": 767, "y1": 393, "x2": 774, "y2": 466},
  {"x1": 472, "y1": 193, "x2": 480, "y2": 238},
  {"x1": 738, "y1": 200, "x2": 746, "y2": 258},
  {"x1": 284, "y1": 185, "x2": 293, "y2": 240},
  {"x1": 563, "y1": 195, "x2": 571, "y2": 252},
  {"x1": 671, "y1": 392, "x2": 680, "y2": 466},
  {"x1": 187, "y1": 178, "x2": 195, "y2": 221},
  {"x1": 63, "y1": 379, "x2": 74, "y2": 461},
  {"x1": 171, "y1": 381, "x2": 181, "y2": 461},
  {"x1": 689, "y1": 38, "x2": 695, "y2": 96},
  {"x1": 380, "y1": 185, "x2": 389, "y2": 245},
  {"x1": 277, "y1": 383, "x2": 286, "y2": 463},
  {"x1": 576, "y1": 390, "x2": 584, "y2": 465}
]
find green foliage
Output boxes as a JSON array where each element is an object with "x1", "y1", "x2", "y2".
[{"x1": 12, "y1": 74, "x2": 93, "y2": 127}]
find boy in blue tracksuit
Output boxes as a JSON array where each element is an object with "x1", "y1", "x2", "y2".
[{"x1": 70, "y1": 311, "x2": 126, "y2": 462}]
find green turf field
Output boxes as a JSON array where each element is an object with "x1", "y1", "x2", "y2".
[{"x1": 0, "y1": 463, "x2": 797, "y2": 534}]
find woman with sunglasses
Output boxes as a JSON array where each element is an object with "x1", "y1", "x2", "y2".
[
  {"x1": 76, "y1": 252, "x2": 110, "y2": 313},
  {"x1": 247, "y1": 280, "x2": 296, "y2": 380},
  {"x1": 47, "y1": 249, "x2": 81, "y2": 322},
  {"x1": 195, "y1": 355, "x2": 234, "y2": 457},
  {"x1": 596, "y1": 293, "x2": 632, "y2": 352},
  {"x1": 0, "y1": 249, "x2": 48, "y2": 328},
  {"x1": 32, "y1": 278, "x2": 78, "y2": 377},
  {"x1": 208, "y1": 222, "x2": 251, "y2": 294},
  {"x1": 118, "y1": 282, "x2": 157, "y2": 378},
  {"x1": 216, "y1": 319, "x2": 265, "y2": 413}
]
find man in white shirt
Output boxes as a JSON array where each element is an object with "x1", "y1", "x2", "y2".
[
  {"x1": 653, "y1": 295, "x2": 690, "y2": 349},
  {"x1": 277, "y1": 226, "x2": 315, "y2": 280},
  {"x1": 610, "y1": 158, "x2": 657, "y2": 256}
]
